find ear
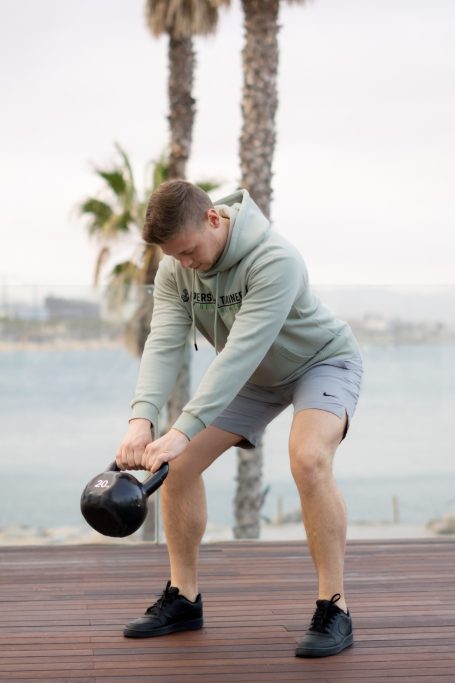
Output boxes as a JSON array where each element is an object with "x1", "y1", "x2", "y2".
[{"x1": 206, "y1": 207, "x2": 221, "y2": 228}]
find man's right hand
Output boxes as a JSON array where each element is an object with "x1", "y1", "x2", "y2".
[{"x1": 115, "y1": 418, "x2": 153, "y2": 470}]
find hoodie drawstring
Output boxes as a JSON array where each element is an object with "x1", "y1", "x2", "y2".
[{"x1": 190, "y1": 270, "x2": 220, "y2": 354}]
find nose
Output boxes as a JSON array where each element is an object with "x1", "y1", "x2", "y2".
[{"x1": 180, "y1": 256, "x2": 192, "y2": 268}]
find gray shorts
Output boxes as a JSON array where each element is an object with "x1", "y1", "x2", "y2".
[{"x1": 212, "y1": 353, "x2": 364, "y2": 448}]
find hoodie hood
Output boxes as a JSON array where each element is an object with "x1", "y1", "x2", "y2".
[{"x1": 200, "y1": 189, "x2": 270, "y2": 277}]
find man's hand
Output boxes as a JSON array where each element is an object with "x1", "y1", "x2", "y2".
[
  {"x1": 142, "y1": 428, "x2": 190, "y2": 473},
  {"x1": 115, "y1": 418, "x2": 153, "y2": 470}
]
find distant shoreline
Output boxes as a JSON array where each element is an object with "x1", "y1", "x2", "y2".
[
  {"x1": 1, "y1": 338, "x2": 455, "y2": 353},
  {"x1": 0, "y1": 521, "x2": 444, "y2": 546},
  {"x1": 0, "y1": 339, "x2": 125, "y2": 352}
]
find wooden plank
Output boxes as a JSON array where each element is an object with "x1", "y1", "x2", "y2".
[{"x1": 0, "y1": 539, "x2": 454, "y2": 682}]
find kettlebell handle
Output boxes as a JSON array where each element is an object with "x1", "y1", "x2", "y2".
[{"x1": 106, "y1": 461, "x2": 169, "y2": 496}]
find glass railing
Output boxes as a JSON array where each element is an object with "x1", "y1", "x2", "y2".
[{"x1": 1, "y1": 284, "x2": 454, "y2": 545}]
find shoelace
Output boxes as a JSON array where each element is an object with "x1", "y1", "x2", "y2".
[
  {"x1": 145, "y1": 581, "x2": 180, "y2": 615},
  {"x1": 309, "y1": 593, "x2": 343, "y2": 633}
]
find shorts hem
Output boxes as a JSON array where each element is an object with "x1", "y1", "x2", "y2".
[{"x1": 293, "y1": 405, "x2": 351, "y2": 441}]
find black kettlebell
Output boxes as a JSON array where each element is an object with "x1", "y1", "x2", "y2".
[{"x1": 80, "y1": 461, "x2": 169, "y2": 537}]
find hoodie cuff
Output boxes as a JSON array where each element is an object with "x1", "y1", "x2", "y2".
[
  {"x1": 129, "y1": 401, "x2": 159, "y2": 427},
  {"x1": 172, "y1": 412, "x2": 206, "y2": 440}
]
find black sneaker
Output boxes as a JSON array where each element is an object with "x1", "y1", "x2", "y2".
[
  {"x1": 123, "y1": 581, "x2": 203, "y2": 638},
  {"x1": 295, "y1": 593, "x2": 353, "y2": 657}
]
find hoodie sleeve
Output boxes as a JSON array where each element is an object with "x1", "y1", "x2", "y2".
[
  {"x1": 172, "y1": 249, "x2": 303, "y2": 439},
  {"x1": 130, "y1": 258, "x2": 192, "y2": 426}
]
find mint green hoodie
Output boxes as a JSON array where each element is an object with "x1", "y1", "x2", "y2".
[{"x1": 131, "y1": 189, "x2": 360, "y2": 439}]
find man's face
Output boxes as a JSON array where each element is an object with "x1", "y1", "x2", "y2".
[{"x1": 160, "y1": 210, "x2": 228, "y2": 272}]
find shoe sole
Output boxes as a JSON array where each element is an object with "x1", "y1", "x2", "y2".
[
  {"x1": 123, "y1": 617, "x2": 203, "y2": 638},
  {"x1": 295, "y1": 633, "x2": 353, "y2": 657}
]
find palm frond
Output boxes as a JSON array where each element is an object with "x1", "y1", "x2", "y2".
[
  {"x1": 196, "y1": 180, "x2": 222, "y2": 193},
  {"x1": 80, "y1": 198, "x2": 113, "y2": 235},
  {"x1": 112, "y1": 211, "x2": 135, "y2": 234},
  {"x1": 152, "y1": 152, "x2": 170, "y2": 190},
  {"x1": 114, "y1": 142, "x2": 136, "y2": 196},
  {"x1": 95, "y1": 170, "x2": 127, "y2": 197},
  {"x1": 93, "y1": 246, "x2": 111, "y2": 286},
  {"x1": 111, "y1": 260, "x2": 141, "y2": 281},
  {"x1": 145, "y1": 0, "x2": 228, "y2": 39}
]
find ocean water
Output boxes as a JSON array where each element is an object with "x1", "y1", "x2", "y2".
[{"x1": 0, "y1": 343, "x2": 454, "y2": 531}]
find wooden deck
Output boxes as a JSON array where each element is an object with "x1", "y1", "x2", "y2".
[{"x1": 0, "y1": 539, "x2": 454, "y2": 682}]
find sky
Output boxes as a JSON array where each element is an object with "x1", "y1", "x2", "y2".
[{"x1": 1, "y1": 0, "x2": 454, "y2": 293}]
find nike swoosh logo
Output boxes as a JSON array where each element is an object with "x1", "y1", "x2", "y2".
[{"x1": 323, "y1": 392, "x2": 337, "y2": 398}]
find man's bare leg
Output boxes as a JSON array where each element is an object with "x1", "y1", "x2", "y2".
[
  {"x1": 289, "y1": 408, "x2": 348, "y2": 613},
  {"x1": 160, "y1": 426, "x2": 242, "y2": 601}
]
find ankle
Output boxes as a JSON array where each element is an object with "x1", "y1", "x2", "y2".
[
  {"x1": 171, "y1": 581, "x2": 198, "y2": 603},
  {"x1": 318, "y1": 593, "x2": 347, "y2": 614}
]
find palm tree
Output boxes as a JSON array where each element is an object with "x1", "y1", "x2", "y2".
[
  {"x1": 79, "y1": 142, "x2": 160, "y2": 313},
  {"x1": 145, "y1": 0, "x2": 229, "y2": 180},
  {"x1": 144, "y1": 0, "x2": 229, "y2": 428},
  {"x1": 233, "y1": 0, "x2": 308, "y2": 539}
]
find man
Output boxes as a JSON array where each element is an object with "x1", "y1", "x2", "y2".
[{"x1": 116, "y1": 179, "x2": 363, "y2": 658}]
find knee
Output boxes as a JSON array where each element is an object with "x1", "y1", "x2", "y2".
[{"x1": 290, "y1": 441, "x2": 333, "y2": 492}]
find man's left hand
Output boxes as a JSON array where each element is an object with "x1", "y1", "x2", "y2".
[{"x1": 142, "y1": 428, "x2": 190, "y2": 473}]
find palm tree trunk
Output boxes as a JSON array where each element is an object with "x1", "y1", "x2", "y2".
[
  {"x1": 166, "y1": 31, "x2": 194, "y2": 429},
  {"x1": 167, "y1": 35, "x2": 196, "y2": 179},
  {"x1": 234, "y1": 0, "x2": 280, "y2": 539},
  {"x1": 233, "y1": 441, "x2": 265, "y2": 539},
  {"x1": 239, "y1": 0, "x2": 279, "y2": 216}
]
